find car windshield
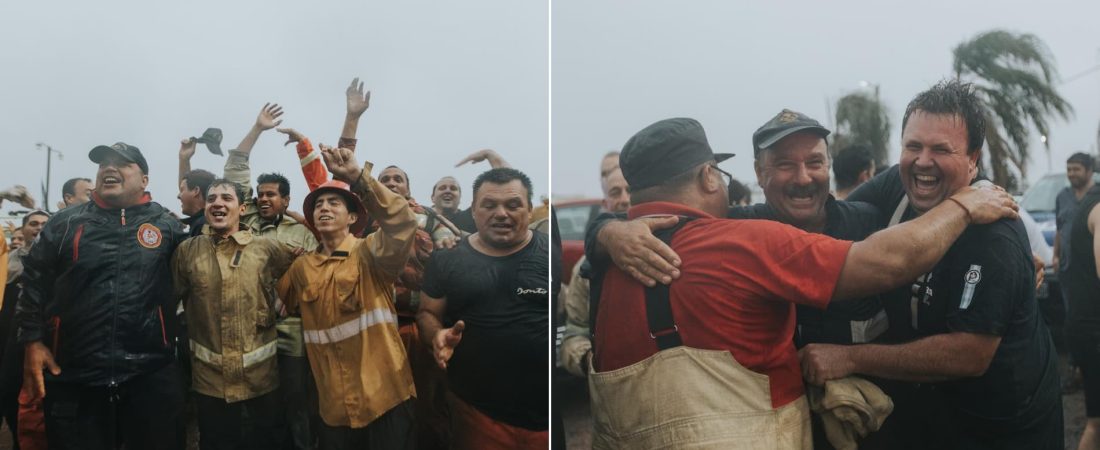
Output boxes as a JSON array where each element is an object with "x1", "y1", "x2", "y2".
[{"x1": 1021, "y1": 175, "x2": 1067, "y2": 213}]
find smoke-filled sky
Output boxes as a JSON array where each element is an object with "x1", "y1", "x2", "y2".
[
  {"x1": 552, "y1": 0, "x2": 1100, "y2": 199},
  {"x1": 0, "y1": 0, "x2": 548, "y2": 217}
]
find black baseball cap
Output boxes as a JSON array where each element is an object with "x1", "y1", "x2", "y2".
[
  {"x1": 89, "y1": 142, "x2": 149, "y2": 174},
  {"x1": 751, "y1": 109, "x2": 831, "y2": 157},
  {"x1": 620, "y1": 118, "x2": 734, "y2": 190}
]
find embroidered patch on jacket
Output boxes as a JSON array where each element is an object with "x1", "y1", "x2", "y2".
[{"x1": 137, "y1": 223, "x2": 163, "y2": 249}]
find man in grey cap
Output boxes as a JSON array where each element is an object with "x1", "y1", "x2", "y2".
[
  {"x1": 18, "y1": 142, "x2": 188, "y2": 450},
  {"x1": 584, "y1": 117, "x2": 1018, "y2": 449}
]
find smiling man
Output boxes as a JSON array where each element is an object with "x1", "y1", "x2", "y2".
[
  {"x1": 417, "y1": 167, "x2": 549, "y2": 449},
  {"x1": 806, "y1": 80, "x2": 1063, "y2": 449},
  {"x1": 173, "y1": 179, "x2": 297, "y2": 450},
  {"x1": 17, "y1": 142, "x2": 188, "y2": 450},
  {"x1": 278, "y1": 146, "x2": 418, "y2": 449}
]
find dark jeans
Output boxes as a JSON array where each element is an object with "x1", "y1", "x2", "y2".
[
  {"x1": 44, "y1": 362, "x2": 185, "y2": 450},
  {"x1": 278, "y1": 354, "x2": 319, "y2": 450},
  {"x1": 195, "y1": 390, "x2": 281, "y2": 450},
  {"x1": 317, "y1": 400, "x2": 415, "y2": 450}
]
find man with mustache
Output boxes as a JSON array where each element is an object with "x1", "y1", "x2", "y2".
[
  {"x1": 17, "y1": 143, "x2": 189, "y2": 450},
  {"x1": 417, "y1": 167, "x2": 550, "y2": 449},
  {"x1": 803, "y1": 80, "x2": 1063, "y2": 449},
  {"x1": 172, "y1": 179, "x2": 297, "y2": 450},
  {"x1": 583, "y1": 117, "x2": 1016, "y2": 449}
]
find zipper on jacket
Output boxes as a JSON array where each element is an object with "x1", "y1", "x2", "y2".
[{"x1": 121, "y1": 209, "x2": 126, "y2": 225}]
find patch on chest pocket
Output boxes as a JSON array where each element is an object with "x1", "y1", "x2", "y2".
[
  {"x1": 959, "y1": 264, "x2": 982, "y2": 310},
  {"x1": 137, "y1": 223, "x2": 163, "y2": 249}
]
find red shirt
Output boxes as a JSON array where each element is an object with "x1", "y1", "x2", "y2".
[{"x1": 593, "y1": 202, "x2": 852, "y2": 408}]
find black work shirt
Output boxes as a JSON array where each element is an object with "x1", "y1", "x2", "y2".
[
  {"x1": 421, "y1": 233, "x2": 549, "y2": 430},
  {"x1": 1065, "y1": 189, "x2": 1100, "y2": 335},
  {"x1": 851, "y1": 165, "x2": 1062, "y2": 447},
  {"x1": 729, "y1": 198, "x2": 886, "y2": 345}
]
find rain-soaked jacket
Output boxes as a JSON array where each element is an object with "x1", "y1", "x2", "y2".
[{"x1": 16, "y1": 193, "x2": 188, "y2": 386}]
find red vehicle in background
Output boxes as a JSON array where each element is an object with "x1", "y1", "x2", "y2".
[{"x1": 554, "y1": 198, "x2": 602, "y2": 285}]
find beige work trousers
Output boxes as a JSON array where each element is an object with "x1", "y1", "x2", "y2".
[{"x1": 589, "y1": 346, "x2": 810, "y2": 450}]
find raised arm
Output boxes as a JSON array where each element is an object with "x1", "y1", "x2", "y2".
[
  {"x1": 322, "y1": 145, "x2": 417, "y2": 278},
  {"x1": 224, "y1": 103, "x2": 284, "y2": 196},
  {"x1": 455, "y1": 149, "x2": 511, "y2": 169},
  {"x1": 179, "y1": 139, "x2": 197, "y2": 183},
  {"x1": 277, "y1": 127, "x2": 328, "y2": 192},
  {"x1": 339, "y1": 77, "x2": 370, "y2": 151},
  {"x1": 832, "y1": 185, "x2": 1017, "y2": 300}
]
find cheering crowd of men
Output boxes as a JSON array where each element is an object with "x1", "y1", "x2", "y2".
[
  {"x1": 568, "y1": 79, "x2": 1098, "y2": 450},
  {"x1": 0, "y1": 77, "x2": 549, "y2": 450}
]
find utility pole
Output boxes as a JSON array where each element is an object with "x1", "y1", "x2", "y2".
[{"x1": 36, "y1": 143, "x2": 63, "y2": 212}]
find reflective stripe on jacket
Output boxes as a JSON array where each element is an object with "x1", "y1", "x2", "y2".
[
  {"x1": 279, "y1": 162, "x2": 418, "y2": 428},
  {"x1": 173, "y1": 229, "x2": 294, "y2": 402}
]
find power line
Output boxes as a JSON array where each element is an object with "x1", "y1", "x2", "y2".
[{"x1": 1060, "y1": 63, "x2": 1100, "y2": 85}]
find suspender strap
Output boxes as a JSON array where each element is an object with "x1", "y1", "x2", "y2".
[{"x1": 644, "y1": 216, "x2": 694, "y2": 350}]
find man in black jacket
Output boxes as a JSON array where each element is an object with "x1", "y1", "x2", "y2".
[{"x1": 17, "y1": 142, "x2": 189, "y2": 450}]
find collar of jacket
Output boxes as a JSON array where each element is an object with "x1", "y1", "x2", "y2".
[
  {"x1": 182, "y1": 209, "x2": 205, "y2": 226},
  {"x1": 204, "y1": 225, "x2": 253, "y2": 245},
  {"x1": 318, "y1": 234, "x2": 355, "y2": 260},
  {"x1": 91, "y1": 191, "x2": 153, "y2": 210}
]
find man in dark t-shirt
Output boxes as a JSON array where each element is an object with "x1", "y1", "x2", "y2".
[
  {"x1": 806, "y1": 80, "x2": 1062, "y2": 449},
  {"x1": 418, "y1": 167, "x2": 548, "y2": 449},
  {"x1": 1065, "y1": 187, "x2": 1100, "y2": 448}
]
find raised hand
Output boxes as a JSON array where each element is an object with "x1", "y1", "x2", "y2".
[
  {"x1": 0, "y1": 185, "x2": 35, "y2": 209},
  {"x1": 276, "y1": 128, "x2": 305, "y2": 147},
  {"x1": 255, "y1": 103, "x2": 284, "y2": 131},
  {"x1": 432, "y1": 320, "x2": 465, "y2": 369},
  {"x1": 346, "y1": 77, "x2": 371, "y2": 117},
  {"x1": 319, "y1": 144, "x2": 362, "y2": 183},
  {"x1": 179, "y1": 138, "x2": 197, "y2": 161},
  {"x1": 455, "y1": 149, "x2": 509, "y2": 169}
]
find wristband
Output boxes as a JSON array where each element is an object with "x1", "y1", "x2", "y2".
[{"x1": 946, "y1": 196, "x2": 972, "y2": 223}]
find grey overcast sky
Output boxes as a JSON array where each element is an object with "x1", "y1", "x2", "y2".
[
  {"x1": 0, "y1": 0, "x2": 547, "y2": 217},
  {"x1": 552, "y1": 0, "x2": 1100, "y2": 199}
]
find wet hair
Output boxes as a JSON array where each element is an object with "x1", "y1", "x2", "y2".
[
  {"x1": 728, "y1": 178, "x2": 751, "y2": 205},
  {"x1": 62, "y1": 177, "x2": 92, "y2": 198},
  {"x1": 23, "y1": 210, "x2": 49, "y2": 226},
  {"x1": 902, "y1": 79, "x2": 985, "y2": 154},
  {"x1": 207, "y1": 178, "x2": 247, "y2": 204},
  {"x1": 182, "y1": 169, "x2": 216, "y2": 198},
  {"x1": 472, "y1": 168, "x2": 533, "y2": 207},
  {"x1": 1067, "y1": 152, "x2": 1096, "y2": 171},
  {"x1": 256, "y1": 173, "x2": 290, "y2": 197},
  {"x1": 833, "y1": 145, "x2": 876, "y2": 190}
]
